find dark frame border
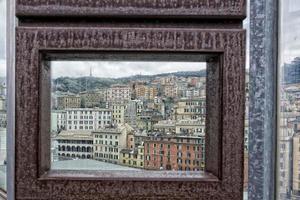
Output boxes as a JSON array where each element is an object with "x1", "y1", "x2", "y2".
[
  {"x1": 15, "y1": 27, "x2": 245, "y2": 199},
  {"x1": 39, "y1": 51, "x2": 221, "y2": 181},
  {"x1": 16, "y1": 0, "x2": 246, "y2": 19}
]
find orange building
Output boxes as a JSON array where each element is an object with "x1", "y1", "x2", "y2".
[{"x1": 144, "y1": 135, "x2": 205, "y2": 171}]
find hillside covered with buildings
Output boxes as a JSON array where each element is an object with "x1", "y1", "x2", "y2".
[{"x1": 51, "y1": 72, "x2": 206, "y2": 171}]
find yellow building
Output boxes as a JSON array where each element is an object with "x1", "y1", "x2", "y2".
[
  {"x1": 57, "y1": 94, "x2": 81, "y2": 110},
  {"x1": 164, "y1": 85, "x2": 177, "y2": 98},
  {"x1": 135, "y1": 84, "x2": 147, "y2": 99},
  {"x1": 135, "y1": 84, "x2": 158, "y2": 100},
  {"x1": 111, "y1": 103, "x2": 127, "y2": 125},
  {"x1": 175, "y1": 97, "x2": 206, "y2": 120},
  {"x1": 79, "y1": 89, "x2": 107, "y2": 108},
  {"x1": 107, "y1": 84, "x2": 131, "y2": 102},
  {"x1": 92, "y1": 124, "x2": 133, "y2": 164},
  {"x1": 120, "y1": 145, "x2": 144, "y2": 169},
  {"x1": 148, "y1": 86, "x2": 158, "y2": 100}
]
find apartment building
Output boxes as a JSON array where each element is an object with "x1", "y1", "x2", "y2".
[
  {"x1": 110, "y1": 103, "x2": 126, "y2": 125},
  {"x1": 107, "y1": 84, "x2": 131, "y2": 103},
  {"x1": 163, "y1": 85, "x2": 178, "y2": 98},
  {"x1": 0, "y1": 83, "x2": 6, "y2": 97},
  {"x1": 175, "y1": 118, "x2": 205, "y2": 135},
  {"x1": 120, "y1": 145, "x2": 144, "y2": 169},
  {"x1": 185, "y1": 88, "x2": 201, "y2": 99},
  {"x1": 55, "y1": 130, "x2": 94, "y2": 160},
  {"x1": 135, "y1": 84, "x2": 158, "y2": 100},
  {"x1": 175, "y1": 97, "x2": 206, "y2": 120},
  {"x1": 0, "y1": 111, "x2": 6, "y2": 129},
  {"x1": 135, "y1": 84, "x2": 148, "y2": 99},
  {"x1": 0, "y1": 96, "x2": 5, "y2": 111},
  {"x1": 293, "y1": 133, "x2": 300, "y2": 199},
  {"x1": 65, "y1": 108, "x2": 112, "y2": 131},
  {"x1": 153, "y1": 120, "x2": 176, "y2": 134},
  {"x1": 79, "y1": 89, "x2": 107, "y2": 108},
  {"x1": 51, "y1": 110, "x2": 67, "y2": 132},
  {"x1": 159, "y1": 76, "x2": 177, "y2": 85},
  {"x1": 149, "y1": 86, "x2": 158, "y2": 100},
  {"x1": 57, "y1": 94, "x2": 81, "y2": 110},
  {"x1": 92, "y1": 124, "x2": 133, "y2": 164},
  {"x1": 176, "y1": 81, "x2": 188, "y2": 97},
  {"x1": 144, "y1": 135, "x2": 205, "y2": 171},
  {"x1": 124, "y1": 100, "x2": 143, "y2": 128}
]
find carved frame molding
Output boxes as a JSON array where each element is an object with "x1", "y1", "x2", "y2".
[{"x1": 15, "y1": 26, "x2": 245, "y2": 199}]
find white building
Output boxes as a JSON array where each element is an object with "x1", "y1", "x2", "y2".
[
  {"x1": 0, "y1": 97, "x2": 5, "y2": 111},
  {"x1": 55, "y1": 130, "x2": 93, "y2": 160},
  {"x1": 124, "y1": 100, "x2": 143, "y2": 127},
  {"x1": 0, "y1": 111, "x2": 6, "y2": 129},
  {"x1": 0, "y1": 82, "x2": 6, "y2": 97},
  {"x1": 65, "y1": 108, "x2": 112, "y2": 131},
  {"x1": 175, "y1": 118, "x2": 205, "y2": 135},
  {"x1": 51, "y1": 110, "x2": 67, "y2": 132},
  {"x1": 93, "y1": 124, "x2": 133, "y2": 164},
  {"x1": 278, "y1": 113, "x2": 297, "y2": 199},
  {"x1": 107, "y1": 84, "x2": 131, "y2": 103},
  {"x1": 0, "y1": 128, "x2": 6, "y2": 165}
]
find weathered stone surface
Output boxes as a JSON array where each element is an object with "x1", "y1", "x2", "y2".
[
  {"x1": 249, "y1": 0, "x2": 278, "y2": 200},
  {"x1": 16, "y1": 0, "x2": 246, "y2": 19},
  {"x1": 15, "y1": 26, "x2": 245, "y2": 199}
]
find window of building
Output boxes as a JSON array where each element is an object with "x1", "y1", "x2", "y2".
[{"x1": 277, "y1": 1, "x2": 300, "y2": 199}]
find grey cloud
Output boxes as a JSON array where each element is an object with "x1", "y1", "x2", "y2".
[{"x1": 51, "y1": 61, "x2": 206, "y2": 78}]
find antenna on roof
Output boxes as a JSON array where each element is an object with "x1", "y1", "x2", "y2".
[{"x1": 90, "y1": 67, "x2": 93, "y2": 77}]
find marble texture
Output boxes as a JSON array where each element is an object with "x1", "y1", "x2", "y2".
[
  {"x1": 248, "y1": 0, "x2": 278, "y2": 199},
  {"x1": 16, "y1": 0, "x2": 246, "y2": 18},
  {"x1": 15, "y1": 27, "x2": 245, "y2": 200}
]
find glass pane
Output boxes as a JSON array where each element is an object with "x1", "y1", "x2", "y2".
[
  {"x1": 278, "y1": 0, "x2": 300, "y2": 199},
  {"x1": 50, "y1": 59, "x2": 207, "y2": 172},
  {"x1": 0, "y1": 0, "x2": 6, "y2": 192}
]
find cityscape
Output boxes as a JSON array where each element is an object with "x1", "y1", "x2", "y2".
[
  {"x1": 0, "y1": 76, "x2": 6, "y2": 190},
  {"x1": 50, "y1": 62, "x2": 207, "y2": 171},
  {"x1": 278, "y1": 57, "x2": 300, "y2": 199}
]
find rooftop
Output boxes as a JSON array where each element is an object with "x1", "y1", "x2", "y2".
[
  {"x1": 52, "y1": 159, "x2": 141, "y2": 171},
  {"x1": 55, "y1": 130, "x2": 93, "y2": 140}
]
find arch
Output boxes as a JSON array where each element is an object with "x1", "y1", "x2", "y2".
[
  {"x1": 82, "y1": 154, "x2": 86, "y2": 159},
  {"x1": 72, "y1": 146, "x2": 76, "y2": 152},
  {"x1": 66, "y1": 153, "x2": 70, "y2": 157},
  {"x1": 72, "y1": 154, "x2": 75, "y2": 158},
  {"x1": 62, "y1": 153, "x2": 65, "y2": 157},
  {"x1": 76, "y1": 146, "x2": 81, "y2": 152},
  {"x1": 62, "y1": 146, "x2": 65, "y2": 151},
  {"x1": 87, "y1": 155, "x2": 91, "y2": 159},
  {"x1": 66, "y1": 146, "x2": 71, "y2": 151},
  {"x1": 87, "y1": 147, "x2": 91, "y2": 152},
  {"x1": 82, "y1": 146, "x2": 86, "y2": 152}
]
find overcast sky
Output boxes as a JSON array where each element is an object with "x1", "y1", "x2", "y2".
[
  {"x1": 51, "y1": 61, "x2": 206, "y2": 78},
  {"x1": 279, "y1": 0, "x2": 300, "y2": 65}
]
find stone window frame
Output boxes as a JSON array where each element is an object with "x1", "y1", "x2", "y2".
[{"x1": 8, "y1": 0, "x2": 246, "y2": 199}]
